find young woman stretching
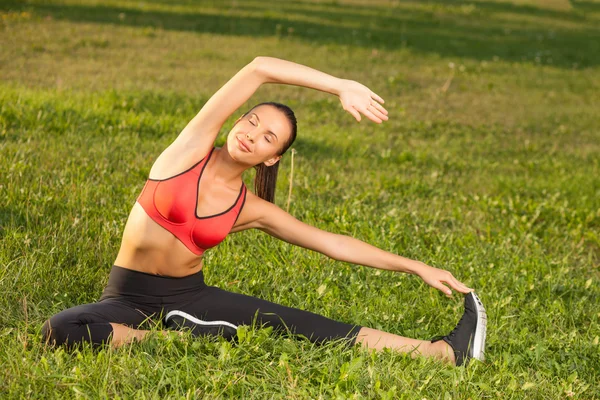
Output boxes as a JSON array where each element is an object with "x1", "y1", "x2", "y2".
[{"x1": 42, "y1": 56, "x2": 486, "y2": 366}]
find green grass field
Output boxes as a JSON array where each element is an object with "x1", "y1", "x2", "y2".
[{"x1": 1, "y1": 0, "x2": 599, "y2": 398}]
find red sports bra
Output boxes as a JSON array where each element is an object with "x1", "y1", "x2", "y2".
[{"x1": 137, "y1": 147, "x2": 247, "y2": 256}]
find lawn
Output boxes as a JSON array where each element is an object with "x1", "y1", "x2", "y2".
[{"x1": 1, "y1": 0, "x2": 599, "y2": 398}]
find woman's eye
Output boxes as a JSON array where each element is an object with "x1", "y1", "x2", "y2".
[
  {"x1": 264, "y1": 136, "x2": 271, "y2": 143},
  {"x1": 249, "y1": 120, "x2": 256, "y2": 126}
]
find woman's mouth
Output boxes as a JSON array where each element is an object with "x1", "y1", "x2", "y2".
[{"x1": 237, "y1": 137, "x2": 251, "y2": 152}]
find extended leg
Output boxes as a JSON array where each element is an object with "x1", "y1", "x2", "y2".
[
  {"x1": 355, "y1": 327, "x2": 455, "y2": 364},
  {"x1": 357, "y1": 293, "x2": 487, "y2": 366},
  {"x1": 165, "y1": 286, "x2": 360, "y2": 344},
  {"x1": 164, "y1": 287, "x2": 451, "y2": 362},
  {"x1": 165, "y1": 288, "x2": 485, "y2": 366}
]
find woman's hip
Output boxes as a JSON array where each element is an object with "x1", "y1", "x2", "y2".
[{"x1": 100, "y1": 265, "x2": 207, "y2": 307}]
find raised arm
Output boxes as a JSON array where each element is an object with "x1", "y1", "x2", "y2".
[
  {"x1": 234, "y1": 194, "x2": 472, "y2": 297},
  {"x1": 171, "y1": 56, "x2": 389, "y2": 152}
]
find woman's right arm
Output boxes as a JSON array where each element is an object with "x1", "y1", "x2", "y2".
[
  {"x1": 171, "y1": 56, "x2": 388, "y2": 152},
  {"x1": 252, "y1": 57, "x2": 388, "y2": 123},
  {"x1": 172, "y1": 57, "x2": 266, "y2": 152}
]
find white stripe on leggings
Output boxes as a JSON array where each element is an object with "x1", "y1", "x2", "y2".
[{"x1": 165, "y1": 310, "x2": 238, "y2": 330}]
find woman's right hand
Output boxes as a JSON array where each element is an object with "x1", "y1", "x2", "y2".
[{"x1": 337, "y1": 79, "x2": 389, "y2": 123}]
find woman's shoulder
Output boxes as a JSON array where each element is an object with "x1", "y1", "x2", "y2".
[
  {"x1": 231, "y1": 190, "x2": 279, "y2": 232},
  {"x1": 148, "y1": 143, "x2": 214, "y2": 180}
]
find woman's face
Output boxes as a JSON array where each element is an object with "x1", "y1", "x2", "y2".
[{"x1": 226, "y1": 105, "x2": 292, "y2": 167}]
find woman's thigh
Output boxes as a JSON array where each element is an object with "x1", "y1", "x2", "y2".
[{"x1": 176, "y1": 287, "x2": 360, "y2": 344}]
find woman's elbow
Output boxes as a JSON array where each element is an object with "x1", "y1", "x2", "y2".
[
  {"x1": 323, "y1": 234, "x2": 347, "y2": 261},
  {"x1": 251, "y1": 57, "x2": 267, "y2": 76},
  {"x1": 251, "y1": 56, "x2": 280, "y2": 82}
]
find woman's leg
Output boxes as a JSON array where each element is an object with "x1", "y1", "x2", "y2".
[
  {"x1": 166, "y1": 287, "x2": 454, "y2": 362},
  {"x1": 42, "y1": 299, "x2": 153, "y2": 349},
  {"x1": 166, "y1": 286, "x2": 360, "y2": 344},
  {"x1": 355, "y1": 327, "x2": 455, "y2": 363},
  {"x1": 164, "y1": 287, "x2": 483, "y2": 366},
  {"x1": 357, "y1": 292, "x2": 487, "y2": 366}
]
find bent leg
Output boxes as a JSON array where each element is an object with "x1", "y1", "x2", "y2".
[
  {"x1": 42, "y1": 299, "x2": 152, "y2": 349},
  {"x1": 173, "y1": 286, "x2": 360, "y2": 344}
]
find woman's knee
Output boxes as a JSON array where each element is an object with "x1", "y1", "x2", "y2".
[
  {"x1": 41, "y1": 313, "x2": 70, "y2": 346},
  {"x1": 40, "y1": 307, "x2": 113, "y2": 348},
  {"x1": 41, "y1": 300, "x2": 148, "y2": 348}
]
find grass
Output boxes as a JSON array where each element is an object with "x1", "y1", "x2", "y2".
[{"x1": 1, "y1": 0, "x2": 599, "y2": 398}]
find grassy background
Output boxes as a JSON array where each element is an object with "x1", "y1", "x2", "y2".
[{"x1": 1, "y1": 0, "x2": 599, "y2": 398}]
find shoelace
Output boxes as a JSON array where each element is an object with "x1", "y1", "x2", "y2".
[
  {"x1": 431, "y1": 311, "x2": 466, "y2": 343},
  {"x1": 447, "y1": 316, "x2": 465, "y2": 340}
]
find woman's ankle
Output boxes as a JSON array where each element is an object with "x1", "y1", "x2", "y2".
[{"x1": 430, "y1": 339, "x2": 456, "y2": 365}]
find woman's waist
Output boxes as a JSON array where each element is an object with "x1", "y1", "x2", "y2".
[
  {"x1": 101, "y1": 264, "x2": 207, "y2": 301},
  {"x1": 114, "y1": 246, "x2": 204, "y2": 278}
]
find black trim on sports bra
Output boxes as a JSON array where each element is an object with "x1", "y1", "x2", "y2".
[
  {"x1": 232, "y1": 187, "x2": 248, "y2": 226},
  {"x1": 194, "y1": 148, "x2": 246, "y2": 220}
]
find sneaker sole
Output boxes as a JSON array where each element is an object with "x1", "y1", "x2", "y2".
[
  {"x1": 469, "y1": 292, "x2": 487, "y2": 362},
  {"x1": 164, "y1": 310, "x2": 238, "y2": 331}
]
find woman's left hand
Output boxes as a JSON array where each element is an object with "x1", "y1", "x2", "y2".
[
  {"x1": 414, "y1": 262, "x2": 473, "y2": 297},
  {"x1": 337, "y1": 79, "x2": 389, "y2": 123}
]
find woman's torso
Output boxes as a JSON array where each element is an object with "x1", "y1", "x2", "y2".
[{"x1": 114, "y1": 147, "x2": 245, "y2": 277}]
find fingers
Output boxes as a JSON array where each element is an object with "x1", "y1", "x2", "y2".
[
  {"x1": 448, "y1": 275, "x2": 473, "y2": 293},
  {"x1": 453, "y1": 277, "x2": 473, "y2": 293},
  {"x1": 434, "y1": 282, "x2": 453, "y2": 297},
  {"x1": 347, "y1": 106, "x2": 361, "y2": 122},
  {"x1": 367, "y1": 105, "x2": 389, "y2": 122},
  {"x1": 340, "y1": 86, "x2": 388, "y2": 123},
  {"x1": 344, "y1": 101, "x2": 389, "y2": 124},
  {"x1": 372, "y1": 101, "x2": 388, "y2": 116},
  {"x1": 362, "y1": 100, "x2": 389, "y2": 123},
  {"x1": 441, "y1": 274, "x2": 473, "y2": 294},
  {"x1": 371, "y1": 92, "x2": 385, "y2": 104},
  {"x1": 363, "y1": 108, "x2": 383, "y2": 124}
]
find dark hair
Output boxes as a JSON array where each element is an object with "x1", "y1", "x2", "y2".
[{"x1": 246, "y1": 102, "x2": 297, "y2": 203}]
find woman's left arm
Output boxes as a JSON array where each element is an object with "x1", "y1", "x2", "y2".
[
  {"x1": 323, "y1": 234, "x2": 473, "y2": 297},
  {"x1": 236, "y1": 195, "x2": 473, "y2": 297}
]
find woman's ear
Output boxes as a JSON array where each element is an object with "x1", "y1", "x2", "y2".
[{"x1": 264, "y1": 155, "x2": 282, "y2": 167}]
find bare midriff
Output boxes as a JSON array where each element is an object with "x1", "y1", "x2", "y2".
[{"x1": 113, "y1": 202, "x2": 204, "y2": 277}]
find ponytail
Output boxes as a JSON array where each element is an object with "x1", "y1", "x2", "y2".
[
  {"x1": 248, "y1": 102, "x2": 297, "y2": 203},
  {"x1": 254, "y1": 162, "x2": 280, "y2": 203}
]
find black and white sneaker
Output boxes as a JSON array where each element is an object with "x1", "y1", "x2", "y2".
[
  {"x1": 433, "y1": 292, "x2": 487, "y2": 366},
  {"x1": 164, "y1": 310, "x2": 238, "y2": 340}
]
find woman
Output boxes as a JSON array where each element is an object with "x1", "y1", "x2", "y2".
[{"x1": 42, "y1": 56, "x2": 486, "y2": 366}]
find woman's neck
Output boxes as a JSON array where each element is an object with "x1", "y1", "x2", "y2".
[{"x1": 208, "y1": 146, "x2": 247, "y2": 187}]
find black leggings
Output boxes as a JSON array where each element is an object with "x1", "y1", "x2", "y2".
[{"x1": 42, "y1": 266, "x2": 361, "y2": 348}]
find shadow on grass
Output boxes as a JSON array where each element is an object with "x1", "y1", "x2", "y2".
[
  {"x1": 3, "y1": 0, "x2": 599, "y2": 68},
  {"x1": 571, "y1": 0, "x2": 600, "y2": 13}
]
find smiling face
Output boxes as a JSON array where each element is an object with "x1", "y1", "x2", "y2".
[{"x1": 226, "y1": 104, "x2": 294, "y2": 167}]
